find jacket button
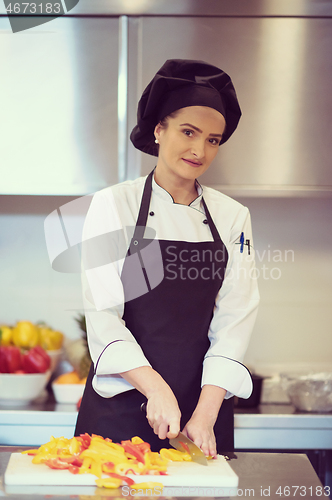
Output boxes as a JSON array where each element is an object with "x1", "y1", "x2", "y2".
[
  {"x1": 149, "y1": 211, "x2": 155, "y2": 216},
  {"x1": 203, "y1": 219, "x2": 208, "y2": 224}
]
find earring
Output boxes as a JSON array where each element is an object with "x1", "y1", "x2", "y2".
[{"x1": 155, "y1": 139, "x2": 159, "y2": 144}]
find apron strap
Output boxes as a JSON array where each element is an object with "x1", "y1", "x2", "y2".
[
  {"x1": 132, "y1": 170, "x2": 154, "y2": 241},
  {"x1": 201, "y1": 197, "x2": 222, "y2": 242}
]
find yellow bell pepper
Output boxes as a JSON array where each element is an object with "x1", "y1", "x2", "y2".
[
  {"x1": 38, "y1": 327, "x2": 64, "y2": 350},
  {"x1": 159, "y1": 448, "x2": 192, "y2": 461},
  {"x1": 68, "y1": 436, "x2": 80, "y2": 455},
  {"x1": 12, "y1": 321, "x2": 39, "y2": 348},
  {"x1": 90, "y1": 458, "x2": 103, "y2": 478},
  {"x1": 22, "y1": 433, "x2": 192, "y2": 487},
  {"x1": 79, "y1": 457, "x2": 93, "y2": 474},
  {"x1": 95, "y1": 477, "x2": 122, "y2": 489},
  {"x1": 131, "y1": 436, "x2": 144, "y2": 444},
  {"x1": 144, "y1": 451, "x2": 168, "y2": 472},
  {"x1": 0, "y1": 325, "x2": 12, "y2": 346},
  {"x1": 22, "y1": 449, "x2": 38, "y2": 456}
]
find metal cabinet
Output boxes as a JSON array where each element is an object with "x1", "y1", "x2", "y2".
[
  {"x1": 1, "y1": 10, "x2": 332, "y2": 195},
  {"x1": 0, "y1": 17, "x2": 119, "y2": 195},
  {"x1": 127, "y1": 16, "x2": 332, "y2": 194}
]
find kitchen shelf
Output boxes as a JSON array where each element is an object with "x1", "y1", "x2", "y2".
[{"x1": 0, "y1": 394, "x2": 331, "y2": 450}]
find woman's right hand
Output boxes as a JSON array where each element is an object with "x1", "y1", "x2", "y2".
[
  {"x1": 120, "y1": 366, "x2": 181, "y2": 440},
  {"x1": 146, "y1": 389, "x2": 181, "y2": 440}
]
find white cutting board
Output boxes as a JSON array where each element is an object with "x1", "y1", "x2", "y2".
[{"x1": 5, "y1": 452, "x2": 238, "y2": 488}]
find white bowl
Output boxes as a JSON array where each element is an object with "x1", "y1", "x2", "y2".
[
  {"x1": 52, "y1": 382, "x2": 85, "y2": 404},
  {"x1": 0, "y1": 371, "x2": 51, "y2": 406}
]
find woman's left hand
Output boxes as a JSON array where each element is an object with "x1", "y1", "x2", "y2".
[
  {"x1": 182, "y1": 412, "x2": 217, "y2": 458},
  {"x1": 181, "y1": 384, "x2": 227, "y2": 458}
]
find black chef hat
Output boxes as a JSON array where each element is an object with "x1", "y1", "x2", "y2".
[{"x1": 130, "y1": 59, "x2": 241, "y2": 156}]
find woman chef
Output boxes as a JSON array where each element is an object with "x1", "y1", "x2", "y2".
[{"x1": 75, "y1": 59, "x2": 260, "y2": 457}]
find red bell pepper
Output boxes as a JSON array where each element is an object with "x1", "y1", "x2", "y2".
[
  {"x1": 22, "y1": 345, "x2": 50, "y2": 373},
  {"x1": 121, "y1": 440, "x2": 148, "y2": 464},
  {"x1": 179, "y1": 441, "x2": 190, "y2": 454},
  {"x1": 44, "y1": 458, "x2": 72, "y2": 469},
  {"x1": 0, "y1": 346, "x2": 22, "y2": 373},
  {"x1": 44, "y1": 456, "x2": 83, "y2": 470},
  {"x1": 68, "y1": 465, "x2": 80, "y2": 474},
  {"x1": 106, "y1": 472, "x2": 135, "y2": 485},
  {"x1": 76, "y1": 433, "x2": 91, "y2": 451}
]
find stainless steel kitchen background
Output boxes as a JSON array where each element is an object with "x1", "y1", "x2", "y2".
[{"x1": 0, "y1": 0, "x2": 331, "y2": 381}]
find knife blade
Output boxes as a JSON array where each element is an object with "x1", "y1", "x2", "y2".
[
  {"x1": 169, "y1": 432, "x2": 208, "y2": 466},
  {"x1": 140, "y1": 401, "x2": 208, "y2": 466}
]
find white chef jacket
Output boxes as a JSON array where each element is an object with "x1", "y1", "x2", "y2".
[{"x1": 81, "y1": 173, "x2": 260, "y2": 400}]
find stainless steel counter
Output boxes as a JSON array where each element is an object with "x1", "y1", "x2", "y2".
[
  {"x1": 1, "y1": 393, "x2": 331, "y2": 450},
  {"x1": 0, "y1": 447, "x2": 327, "y2": 499}
]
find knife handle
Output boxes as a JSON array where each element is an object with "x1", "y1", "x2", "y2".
[{"x1": 140, "y1": 401, "x2": 147, "y2": 413}]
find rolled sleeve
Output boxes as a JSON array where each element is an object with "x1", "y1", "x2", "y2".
[
  {"x1": 202, "y1": 207, "x2": 260, "y2": 399},
  {"x1": 202, "y1": 356, "x2": 253, "y2": 399}
]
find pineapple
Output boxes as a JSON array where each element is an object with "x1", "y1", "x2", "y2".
[{"x1": 64, "y1": 314, "x2": 92, "y2": 379}]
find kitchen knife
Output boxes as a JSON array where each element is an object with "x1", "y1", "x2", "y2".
[
  {"x1": 140, "y1": 402, "x2": 208, "y2": 466},
  {"x1": 169, "y1": 432, "x2": 208, "y2": 466}
]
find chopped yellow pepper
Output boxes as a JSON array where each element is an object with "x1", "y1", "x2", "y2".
[
  {"x1": 131, "y1": 436, "x2": 144, "y2": 444},
  {"x1": 95, "y1": 477, "x2": 122, "y2": 489},
  {"x1": 159, "y1": 448, "x2": 192, "y2": 461},
  {"x1": 23, "y1": 434, "x2": 193, "y2": 489}
]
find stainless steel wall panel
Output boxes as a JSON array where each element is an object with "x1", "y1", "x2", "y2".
[
  {"x1": 0, "y1": 17, "x2": 119, "y2": 195},
  {"x1": 3, "y1": 0, "x2": 331, "y2": 17},
  {"x1": 135, "y1": 17, "x2": 332, "y2": 192}
]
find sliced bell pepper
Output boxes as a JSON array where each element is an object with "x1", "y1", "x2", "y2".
[
  {"x1": 44, "y1": 458, "x2": 72, "y2": 470},
  {"x1": 159, "y1": 448, "x2": 191, "y2": 461},
  {"x1": 121, "y1": 440, "x2": 146, "y2": 463},
  {"x1": 105, "y1": 472, "x2": 135, "y2": 486},
  {"x1": 95, "y1": 477, "x2": 122, "y2": 489},
  {"x1": 90, "y1": 458, "x2": 103, "y2": 478},
  {"x1": 68, "y1": 465, "x2": 80, "y2": 474},
  {"x1": 24, "y1": 433, "x2": 191, "y2": 485},
  {"x1": 102, "y1": 461, "x2": 115, "y2": 474}
]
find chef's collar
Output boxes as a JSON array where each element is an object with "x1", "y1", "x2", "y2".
[{"x1": 152, "y1": 172, "x2": 203, "y2": 208}]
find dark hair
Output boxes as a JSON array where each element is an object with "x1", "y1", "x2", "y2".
[
  {"x1": 145, "y1": 110, "x2": 180, "y2": 156},
  {"x1": 159, "y1": 110, "x2": 180, "y2": 129}
]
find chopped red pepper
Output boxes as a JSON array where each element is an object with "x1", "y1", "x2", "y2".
[
  {"x1": 121, "y1": 441, "x2": 146, "y2": 463},
  {"x1": 103, "y1": 461, "x2": 115, "y2": 471},
  {"x1": 45, "y1": 458, "x2": 72, "y2": 470},
  {"x1": 125, "y1": 468, "x2": 138, "y2": 475},
  {"x1": 106, "y1": 472, "x2": 135, "y2": 485},
  {"x1": 76, "y1": 433, "x2": 91, "y2": 451},
  {"x1": 68, "y1": 465, "x2": 80, "y2": 474},
  {"x1": 44, "y1": 456, "x2": 83, "y2": 470},
  {"x1": 179, "y1": 441, "x2": 190, "y2": 454}
]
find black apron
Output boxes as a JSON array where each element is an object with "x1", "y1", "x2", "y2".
[{"x1": 75, "y1": 171, "x2": 234, "y2": 453}]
